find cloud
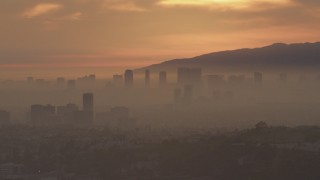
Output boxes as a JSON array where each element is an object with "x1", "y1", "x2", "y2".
[
  {"x1": 63, "y1": 12, "x2": 83, "y2": 20},
  {"x1": 156, "y1": 0, "x2": 292, "y2": 10},
  {"x1": 102, "y1": 1, "x2": 148, "y2": 12},
  {"x1": 22, "y1": 3, "x2": 63, "y2": 18}
]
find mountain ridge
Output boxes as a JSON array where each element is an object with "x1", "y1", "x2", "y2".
[{"x1": 137, "y1": 42, "x2": 320, "y2": 73}]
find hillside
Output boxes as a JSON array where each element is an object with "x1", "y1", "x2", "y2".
[{"x1": 138, "y1": 42, "x2": 320, "y2": 73}]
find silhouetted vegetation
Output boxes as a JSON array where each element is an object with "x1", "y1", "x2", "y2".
[{"x1": 1, "y1": 125, "x2": 320, "y2": 179}]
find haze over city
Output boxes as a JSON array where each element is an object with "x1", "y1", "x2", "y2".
[{"x1": 1, "y1": 0, "x2": 320, "y2": 180}]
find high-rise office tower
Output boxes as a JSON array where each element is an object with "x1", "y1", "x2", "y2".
[
  {"x1": 88, "y1": 74, "x2": 96, "y2": 81},
  {"x1": 177, "y1": 68, "x2": 202, "y2": 85},
  {"x1": 77, "y1": 75, "x2": 95, "y2": 90},
  {"x1": 57, "y1": 103, "x2": 79, "y2": 124},
  {"x1": 228, "y1": 75, "x2": 245, "y2": 84},
  {"x1": 124, "y1": 70, "x2": 134, "y2": 88},
  {"x1": 35, "y1": 79, "x2": 46, "y2": 87},
  {"x1": 184, "y1": 85, "x2": 193, "y2": 102},
  {"x1": 83, "y1": 93, "x2": 94, "y2": 112},
  {"x1": 30, "y1": 105, "x2": 43, "y2": 124},
  {"x1": 30, "y1": 104, "x2": 56, "y2": 125},
  {"x1": 145, "y1": 69, "x2": 150, "y2": 87},
  {"x1": 82, "y1": 93, "x2": 94, "y2": 124},
  {"x1": 207, "y1": 75, "x2": 225, "y2": 88},
  {"x1": 159, "y1": 71, "x2": 167, "y2": 88},
  {"x1": 67, "y1": 80, "x2": 76, "y2": 90},
  {"x1": 57, "y1": 77, "x2": 65, "y2": 87},
  {"x1": 113, "y1": 75, "x2": 123, "y2": 87}
]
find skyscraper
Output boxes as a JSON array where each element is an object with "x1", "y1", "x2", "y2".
[
  {"x1": 207, "y1": 75, "x2": 225, "y2": 88},
  {"x1": 30, "y1": 104, "x2": 56, "y2": 126},
  {"x1": 184, "y1": 85, "x2": 193, "y2": 103},
  {"x1": 88, "y1": 74, "x2": 96, "y2": 81},
  {"x1": 82, "y1": 93, "x2": 94, "y2": 124},
  {"x1": 57, "y1": 77, "x2": 65, "y2": 87},
  {"x1": 145, "y1": 69, "x2": 150, "y2": 87},
  {"x1": 177, "y1": 68, "x2": 202, "y2": 85},
  {"x1": 67, "y1": 80, "x2": 76, "y2": 90},
  {"x1": 124, "y1": 70, "x2": 134, "y2": 88},
  {"x1": 159, "y1": 71, "x2": 167, "y2": 88},
  {"x1": 57, "y1": 103, "x2": 79, "y2": 124},
  {"x1": 113, "y1": 74, "x2": 123, "y2": 87},
  {"x1": 83, "y1": 93, "x2": 94, "y2": 112}
]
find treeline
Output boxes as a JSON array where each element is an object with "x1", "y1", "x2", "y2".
[{"x1": 0, "y1": 125, "x2": 320, "y2": 179}]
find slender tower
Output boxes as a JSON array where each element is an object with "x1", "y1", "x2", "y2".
[
  {"x1": 159, "y1": 71, "x2": 167, "y2": 88},
  {"x1": 145, "y1": 69, "x2": 150, "y2": 88},
  {"x1": 83, "y1": 93, "x2": 94, "y2": 123},
  {"x1": 124, "y1": 70, "x2": 134, "y2": 88},
  {"x1": 83, "y1": 93, "x2": 94, "y2": 112}
]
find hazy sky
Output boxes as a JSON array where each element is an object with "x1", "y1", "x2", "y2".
[{"x1": 1, "y1": 0, "x2": 320, "y2": 74}]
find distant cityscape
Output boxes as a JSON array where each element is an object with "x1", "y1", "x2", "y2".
[
  {"x1": 2, "y1": 0, "x2": 320, "y2": 178},
  {"x1": 1, "y1": 67, "x2": 320, "y2": 128},
  {"x1": 1, "y1": 66, "x2": 320, "y2": 179}
]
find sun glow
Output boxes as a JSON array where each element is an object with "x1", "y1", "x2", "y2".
[
  {"x1": 159, "y1": 0, "x2": 246, "y2": 5},
  {"x1": 157, "y1": 0, "x2": 291, "y2": 9}
]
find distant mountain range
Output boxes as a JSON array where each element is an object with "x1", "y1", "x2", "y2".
[{"x1": 138, "y1": 42, "x2": 320, "y2": 73}]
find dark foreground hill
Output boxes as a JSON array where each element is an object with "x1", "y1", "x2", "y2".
[{"x1": 138, "y1": 42, "x2": 320, "y2": 73}]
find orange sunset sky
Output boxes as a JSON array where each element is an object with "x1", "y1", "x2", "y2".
[{"x1": 1, "y1": 0, "x2": 320, "y2": 78}]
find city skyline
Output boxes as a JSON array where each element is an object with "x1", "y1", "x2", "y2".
[{"x1": 2, "y1": 1, "x2": 320, "y2": 179}]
